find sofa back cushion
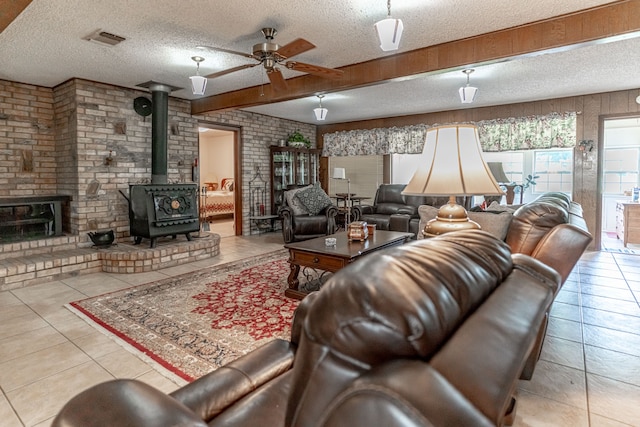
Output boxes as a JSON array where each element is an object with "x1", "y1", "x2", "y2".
[
  {"x1": 286, "y1": 231, "x2": 514, "y2": 427},
  {"x1": 374, "y1": 184, "x2": 406, "y2": 205},
  {"x1": 506, "y1": 199, "x2": 569, "y2": 255},
  {"x1": 417, "y1": 205, "x2": 513, "y2": 241}
]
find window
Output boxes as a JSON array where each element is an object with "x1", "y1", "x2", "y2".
[
  {"x1": 483, "y1": 148, "x2": 573, "y2": 202},
  {"x1": 532, "y1": 149, "x2": 573, "y2": 194}
]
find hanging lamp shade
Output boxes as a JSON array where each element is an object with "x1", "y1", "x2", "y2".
[
  {"x1": 314, "y1": 107, "x2": 328, "y2": 121},
  {"x1": 190, "y1": 75, "x2": 207, "y2": 96},
  {"x1": 313, "y1": 95, "x2": 328, "y2": 121},
  {"x1": 375, "y1": 17, "x2": 403, "y2": 51},
  {"x1": 459, "y1": 85, "x2": 478, "y2": 103},
  {"x1": 190, "y1": 56, "x2": 207, "y2": 96},
  {"x1": 458, "y1": 69, "x2": 477, "y2": 104}
]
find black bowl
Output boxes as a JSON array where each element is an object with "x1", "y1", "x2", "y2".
[{"x1": 87, "y1": 230, "x2": 115, "y2": 246}]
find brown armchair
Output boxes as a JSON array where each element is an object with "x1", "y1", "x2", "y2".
[{"x1": 278, "y1": 183, "x2": 339, "y2": 243}]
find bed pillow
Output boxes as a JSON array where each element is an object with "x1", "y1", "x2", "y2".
[
  {"x1": 285, "y1": 185, "x2": 312, "y2": 215},
  {"x1": 221, "y1": 178, "x2": 234, "y2": 191},
  {"x1": 295, "y1": 182, "x2": 333, "y2": 215}
]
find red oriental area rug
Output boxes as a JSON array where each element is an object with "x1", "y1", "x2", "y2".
[{"x1": 67, "y1": 250, "x2": 299, "y2": 382}]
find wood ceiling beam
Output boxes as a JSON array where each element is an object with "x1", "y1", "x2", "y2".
[
  {"x1": 191, "y1": 0, "x2": 640, "y2": 115},
  {"x1": 0, "y1": 0, "x2": 32, "y2": 34}
]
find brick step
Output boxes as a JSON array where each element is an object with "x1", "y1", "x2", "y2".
[
  {"x1": 0, "y1": 235, "x2": 221, "y2": 291},
  {"x1": 0, "y1": 248, "x2": 102, "y2": 291}
]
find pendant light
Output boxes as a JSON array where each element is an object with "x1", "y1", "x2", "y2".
[
  {"x1": 458, "y1": 69, "x2": 478, "y2": 104},
  {"x1": 375, "y1": 0, "x2": 403, "y2": 51},
  {"x1": 189, "y1": 56, "x2": 207, "y2": 96},
  {"x1": 313, "y1": 95, "x2": 328, "y2": 121}
]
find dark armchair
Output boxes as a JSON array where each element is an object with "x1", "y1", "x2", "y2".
[{"x1": 278, "y1": 183, "x2": 339, "y2": 243}]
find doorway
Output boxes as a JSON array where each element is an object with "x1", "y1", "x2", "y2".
[
  {"x1": 599, "y1": 116, "x2": 640, "y2": 252},
  {"x1": 198, "y1": 125, "x2": 242, "y2": 236}
]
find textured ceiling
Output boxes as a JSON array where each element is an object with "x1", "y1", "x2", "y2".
[{"x1": 1, "y1": 0, "x2": 639, "y2": 124}]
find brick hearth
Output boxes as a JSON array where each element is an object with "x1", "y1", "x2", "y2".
[{"x1": 0, "y1": 234, "x2": 221, "y2": 291}]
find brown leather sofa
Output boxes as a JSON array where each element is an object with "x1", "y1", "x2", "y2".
[{"x1": 53, "y1": 231, "x2": 560, "y2": 427}]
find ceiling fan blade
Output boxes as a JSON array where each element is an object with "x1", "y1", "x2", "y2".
[
  {"x1": 204, "y1": 63, "x2": 259, "y2": 79},
  {"x1": 276, "y1": 38, "x2": 315, "y2": 59},
  {"x1": 197, "y1": 45, "x2": 256, "y2": 60},
  {"x1": 267, "y1": 68, "x2": 288, "y2": 92},
  {"x1": 286, "y1": 61, "x2": 344, "y2": 79}
]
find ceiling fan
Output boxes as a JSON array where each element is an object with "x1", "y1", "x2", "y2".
[{"x1": 198, "y1": 28, "x2": 344, "y2": 92}]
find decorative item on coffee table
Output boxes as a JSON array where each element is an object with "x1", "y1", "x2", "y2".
[{"x1": 347, "y1": 221, "x2": 368, "y2": 241}]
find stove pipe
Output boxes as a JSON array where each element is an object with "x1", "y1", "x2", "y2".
[{"x1": 147, "y1": 83, "x2": 172, "y2": 184}]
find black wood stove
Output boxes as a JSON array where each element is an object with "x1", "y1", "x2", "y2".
[{"x1": 128, "y1": 82, "x2": 199, "y2": 247}]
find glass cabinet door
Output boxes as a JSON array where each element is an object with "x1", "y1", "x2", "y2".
[
  {"x1": 297, "y1": 152, "x2": 310, "y2": 185},
  {"x1": 271, "y1": 149, "x2": 294, "y2": 214}
]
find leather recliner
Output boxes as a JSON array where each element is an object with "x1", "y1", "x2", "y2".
[
  {"x1": 278, "y1": 185, "x2": 339, "y2": 243},
  {"x1": 353, "y1": 184, "x2": 441, "y2": 233},
  {"x1": 53, "y1": 230, "x2": 560, "y2": 427}
]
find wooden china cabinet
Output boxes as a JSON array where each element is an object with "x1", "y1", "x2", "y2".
[{"x1": 270, "y1": 146, "x2": 320, "y2": 215}]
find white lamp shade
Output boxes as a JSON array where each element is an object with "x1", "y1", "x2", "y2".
[
  {"x1": 332, "y1": 167, "x2": 346, "y2": 180},
  {"x1": 190, "y1": 75, "x2": 207, "y2": 95},
  {"x1": 375, "y1": 18, "x2": 403, "y2": 51},
  {"x1": 314, "y1": 107, "x2": 328, "y2": 121},
  {"x1": 402, "y1": 125, "x2": 504, "y2": 196},
  {"x1": 459, "y1": 85, "x2": 478, "y2": 103}
]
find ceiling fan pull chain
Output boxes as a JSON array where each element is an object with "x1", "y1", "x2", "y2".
[{"x1": 387, "y1": 0, "x2": 392, "y2": 17}]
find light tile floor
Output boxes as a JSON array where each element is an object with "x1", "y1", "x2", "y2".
[{"x1": 0, "y1": 232, "x2": 639, "y2": 426}]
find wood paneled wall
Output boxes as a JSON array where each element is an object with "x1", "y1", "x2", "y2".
[{"x1": 317, "y1": 88, "x2": 640, "y2": 249}]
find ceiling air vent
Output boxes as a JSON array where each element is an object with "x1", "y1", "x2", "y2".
[{"x1": 84, "y1": 30, "x2": 126, "y2": 46}]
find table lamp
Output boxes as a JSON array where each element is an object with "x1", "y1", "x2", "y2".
[
  {"x1": 332, "y1": 167, "x2": 351, "y2": 229},
  {"x1": 402, "y1": 124, "x2": 504, "y2": 237}
]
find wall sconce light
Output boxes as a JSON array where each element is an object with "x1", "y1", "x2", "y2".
[
  {"x1": 189, "y1": 56, "x2": 207, "y2": 96},
  {"x1": 459, "y1": 69, "x2": 478, "y2": 104},
  {"x1": 313, "y1": 95, "x2": 328, "y2": 121},
  {"x1": 374, "y1": 0, "x2": 403, "y2": 51},
  {"x1": 578, "y1": 140, "x2": 594, "y2": 158}
]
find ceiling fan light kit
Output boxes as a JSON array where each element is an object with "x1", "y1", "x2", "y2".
[
  {"x1": 189, "y1": 56, "x2": 207, "y2": 95},
  {"x1": 458, "y1": 69, "x2": 478, "y2": 104},
  {"x1": 314, "y1": 95, "x2": 328, "y2": 121},
  {"x1": 198, "y1": 28, "x2": 343, "y2": 93},
  {"x1": 375, "y1": 0, "x2": 403, "y2": 51}
]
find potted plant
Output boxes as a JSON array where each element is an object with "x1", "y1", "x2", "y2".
[{"x1": 287, "y1": 130, "x2": 311, "y2": 148}]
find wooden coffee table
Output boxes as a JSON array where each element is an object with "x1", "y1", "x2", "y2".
[{"x1": 284, "y1": 230, "x2": 413, "y2": 299}]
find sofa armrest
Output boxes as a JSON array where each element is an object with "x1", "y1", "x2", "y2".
[
  {"x1": 52, "y1": 379, "x2": 207, "y2": 427},
  {"x1": 320, "y1": 361, "x2": 493, "y2": 427},
  {"x1": 170, "y1": 339, "x2": 295, "y2": 422},
  {"x1": 528, "y1": 223, "x2": 592, "y2": 284},
  {"x1": 278, "y1": 205, "x2": 295, "y2": 243},
  {"x1": 354, "y1": 204, "x2": 374, "y2": 215}
]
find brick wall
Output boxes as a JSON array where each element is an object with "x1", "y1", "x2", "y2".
[
  {"x1": 0, "y1": 80, "x2": 56, "y2": 196},
  {"x1": 1, "y1": 78, "x2": 316, "y2": 238}
]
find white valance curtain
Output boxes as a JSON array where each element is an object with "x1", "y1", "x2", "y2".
[{"x1": 321, "y1": 112, "x2": 576, "y2": 156}]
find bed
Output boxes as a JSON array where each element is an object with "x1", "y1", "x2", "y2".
[{"x1": 201, "y1": 178, "x2": 234, "y2": 219}]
